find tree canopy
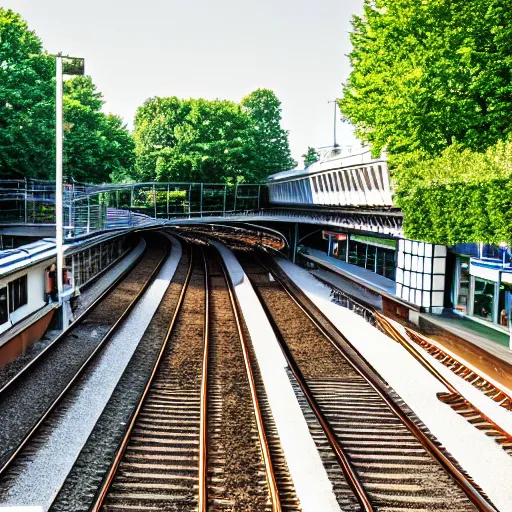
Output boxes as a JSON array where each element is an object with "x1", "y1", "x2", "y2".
[
  {"x1": 134, "y1": 89, "x2": 296, "y2": 183},
  {"x1": 63, "y1": 77, "x2": 134, "y2": 183},
  {"x1": 0, "y1": 8, "x2": 134, "y2": 183},
  {"x1": 0, "y1": 8, "x2": 54, "y2": 179},
  {"x1": 339, "y1": 0, "x2": 512, "y2": 163},
  {"x1": 241, "y1": 89, "x2": 296, "y2": 176},
  {"x1": 395, "y1": 137, "x2": 512, "y2": 244}
]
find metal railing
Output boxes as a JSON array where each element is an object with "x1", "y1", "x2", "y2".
[{"x1": 0, "y1": 179, "x2": 263, "y2": 238}]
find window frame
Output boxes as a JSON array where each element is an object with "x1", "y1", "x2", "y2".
[
  {"x1": 8, "y1": 274, "x2": 28, "y2": 314},
  {"x1": 0, "y1": 287, "x2": 7, "y2": 325}
]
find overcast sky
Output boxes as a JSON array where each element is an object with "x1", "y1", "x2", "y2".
[{"x1": 5, "y1": 0, "x2": 362, "y2": 166}]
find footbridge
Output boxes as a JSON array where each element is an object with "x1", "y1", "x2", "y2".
[{"x1": 0, "y1": 148, "x2": 402, "y2": 242}]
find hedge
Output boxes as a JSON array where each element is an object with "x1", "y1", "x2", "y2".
[{"x1": 394, "y1": 140, "x2": 512, "y2": 245}]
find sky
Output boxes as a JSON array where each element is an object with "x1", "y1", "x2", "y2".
[{"x1": 4, "y1": 0, "x2": 363, "y2": 167}]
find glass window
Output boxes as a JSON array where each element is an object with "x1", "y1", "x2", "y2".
[
  {"x1": 366, "y1": 245, "x2": 376, "y2": 271},
  {"x1": 383, "y1": 250, "x2": 396, "y2": 280},
  {"x1": 356, "y1": 242, "x2": 367, "y2": 268},
  {"x1": 473, "y1": 277, "x2": 495, "y2": 321},
  {"x1": 348, "y1": 240, "x2": 358, "y2": 266},
  {"x1": 9, "y1": 274, "x2": 27, "y2": 313},
  {"x1": 0, "y1": 287, "x2": 7, "y2": 324}
]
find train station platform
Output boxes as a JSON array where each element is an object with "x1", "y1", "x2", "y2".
[
  {"x1": 298, "y1": 245, "x2": 512, "y2": 388},
  {"x1": 299, "y1": 247, "x2": 396, "y2": 296}
]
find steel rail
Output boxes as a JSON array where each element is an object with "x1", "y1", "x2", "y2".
[
  {"x1": 404, "y1": 325, "x2": 512, "y2": 408},
  {"x1": 314, "y1": 272, "x2": 512, "y2": 452},
  {"x1": 248, "y1": 265, "x2": 374, "y2": 512},
  {"x1": 198, "y1": 246, "x2": 209, "y2": 512},
  {"x1": 374, "y1": 313, "x2": 512, "y2": 447},
  {"x1": 0, "y1": 237, "x2": 147, "y2": 396},
  {"x1": 214, "y1": 247, "x2": 282, "y2": 512},
  {"x1": 255, "y1": 255, "x2": 497, "y2": 512},
  {"x1": 90, "y1": 244, "x2": 194, "y2": 512},
  {"x1": 0, "y1": 239, "x2": 169, "y2": 477}
]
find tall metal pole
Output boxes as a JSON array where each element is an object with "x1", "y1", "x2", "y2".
[
  {"x1": 166, "y1": 183, "x2": 170, "y2": 219},
  {"x1": 328, "y1": 100, "x2": 339, "y2": 148},
  {"x1": 153, "y1": 183, "x2": 157, "y2": 219},
  {"x1": 56, "y1": 53, "x2": 64, "y2": 306},
  {"x1": 292, "y1": 223, "x2": 299, "y2": 264}
]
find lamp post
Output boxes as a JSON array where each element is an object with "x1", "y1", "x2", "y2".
[
  {"x1": 55, "y1": 53, "x2": 63, "y2": 307},
  {"x1": 54, "y1": 54, "x2": 84, "y2": 324},
  {"x1": 328, "y1": 99, "x2": 340, "y2": 148}
]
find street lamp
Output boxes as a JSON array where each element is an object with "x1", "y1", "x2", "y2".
[
  {"x1": 328, "y1": 99, "x2": 340, "y2": 148},
  {"x1": 54, "y1": 54, "x2": 84, "y2": 322}
]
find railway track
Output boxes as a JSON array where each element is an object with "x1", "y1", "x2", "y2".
[
  {"x1": 405, "y1": 328, "x2": 512, "y2": 410},
  {"x1": 0, "y1": 233, "x2": 169, "y2": 477},
  {"x1": 91, "y1": 243, "x2": 297, "y2": 511},
  {"x1": 321, "y1": 273, "x2": 512, "y2": 458},
  {"x1": 322, "y1": 273, "x2": 512, "y2": 412},
  {"x1": 238, "y1": 251, "x2": 496, "y2": 512}
]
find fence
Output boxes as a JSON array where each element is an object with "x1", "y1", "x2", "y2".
[{"x1": 0, "y1": 179, "x2": 263, "y2": 238}]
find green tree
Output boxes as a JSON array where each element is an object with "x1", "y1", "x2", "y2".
[
  {"x1": 340, "y1": 0, "x2": 512, "y2": 162},
  {"x1": 63, "y1": 76, "x2": 134, "y2": 183},
  {"x1": 134, "y1": 97, "x2": 254, "y2": 183},
  {"x1": 0, "y1": 8, "x2": 134, "y2": 183},
  {"x1": 302, "y1": 146, "x2": 319, "y2": 167},
  {"x1": 134, "y1": 90, "x2": 296, "y2": 183},
  {"x1": 0, "y1": 7, "x2": 54, "y2": 179},
  {"x1": 133, "y1": 96, "x2": 191, "y2": 181},
  {"x1": 241, "y1": 89, "x2": 297, "y2": 177}
]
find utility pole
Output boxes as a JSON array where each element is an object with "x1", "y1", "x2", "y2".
[
  {"x1": 55, "y1": 53, "x2": 64, "y2": 308},
  {"x1": 328, "y1": 99, "x2": 340, "y2": 148},
  {"x1": 54, "y1": 54, "x2": 84, "y2": 326}
]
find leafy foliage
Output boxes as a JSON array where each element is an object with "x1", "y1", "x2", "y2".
[
  {"x1": 134, "y1": 89, "x2": 296, "y2": 183},
  {"x1": 302, "y1": 146, "x2": 319, "y2": 167},
  {"x1": 341, "y1": 0, "x2": 512, "y2": 243},
  {"x1": 395, "y1": 139, "x2": 512, "y2": 244},
  {"x1": 0, "y1": 8, "x2": 54, "y2": 179},
  {"x1": 340, "y1": 0, "x2": 512, "y2": 161},
  {"x1": 63, "y1": 77, "x2": 134, "y2": 183},
  {"x1": 0, "y1": 8, "x2": 134, "y2": 182},
  {"x1": 241, "y1": 89, "x2": 296, "y2": 176}
]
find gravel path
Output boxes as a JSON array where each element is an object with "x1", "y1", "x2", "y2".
[
  {"x1": 0, "y1": 237, "x2": 166, "y2": 472},
  {"x1": 205, "y1": 252, "x2": 271, "y2": 511},
  {"x1": 213, "y1": 241, "x2": 342, "y2": 512}
]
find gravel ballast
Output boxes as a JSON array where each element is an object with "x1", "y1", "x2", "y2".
[
  {"x1": 0, "y1": 236, "x2": 182, "y2": 509},
  {"x1": 0, "y1": 239, "x2": 145, "y2": 391},
  {"x1": 0, "y1": 236, "x2": 166, "y2": 473},
  {"x1": 49, "y1": 241, "x2": 190, "y2": 511}
]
